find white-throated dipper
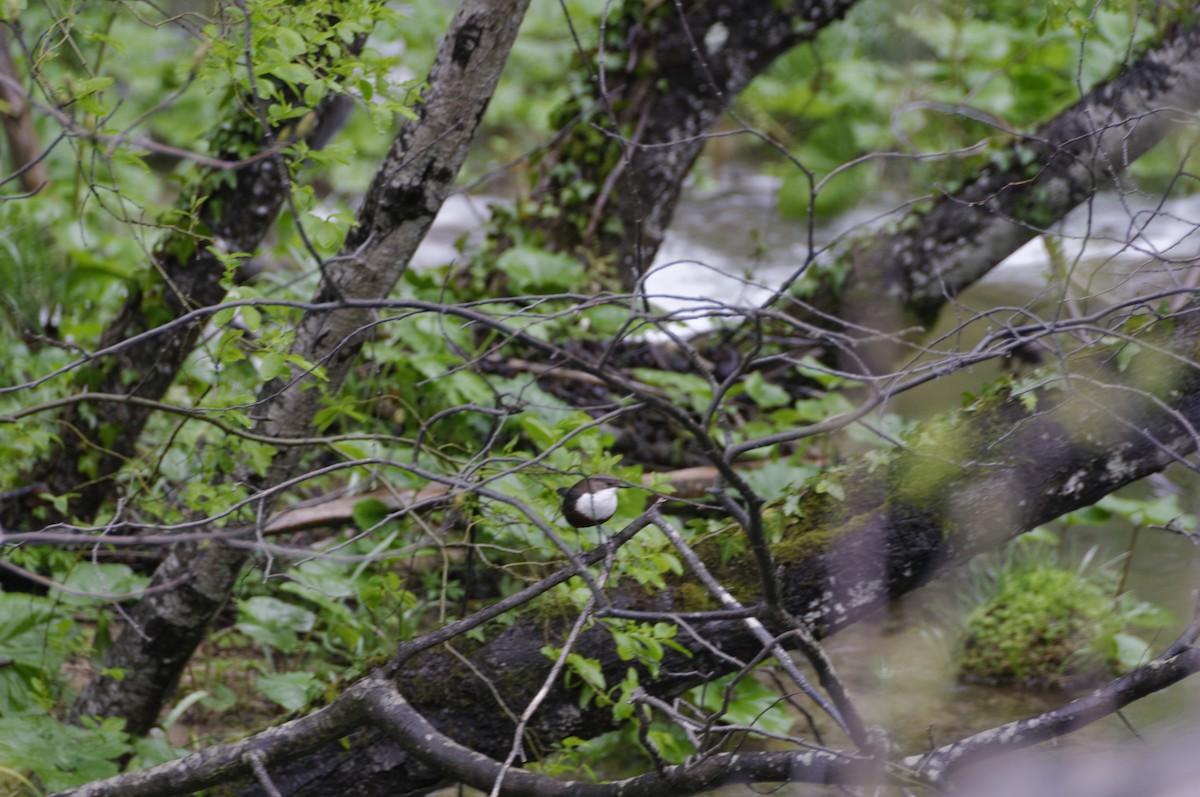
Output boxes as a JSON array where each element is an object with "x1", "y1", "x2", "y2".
[{"x1": 557, "y1": 475, "x2": 623, "y2": 528}]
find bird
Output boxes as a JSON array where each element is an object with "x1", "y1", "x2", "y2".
[{"x1": 557, "y1": 474, "x2": 624, "y2": 528}]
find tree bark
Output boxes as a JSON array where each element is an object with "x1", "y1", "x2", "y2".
[
  {"x1": 1, "y1": 25, "x2": 365, "y2": 530},
  {"x1": 518, "y1": 0, "x2": 857, "y2": 286},
  {"x1": 0, "y1": 29, "x2": 48, "y2": 193},
  {"x1": 810, "y1": 7, "x2": 1200, "y2": 359},
  {"x1": 67, "y1": 0, "x2": 531, "y2": 737}
]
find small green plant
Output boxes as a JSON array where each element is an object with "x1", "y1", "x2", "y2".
[
  {"x1": 959, "y1": 563, "x2": 1115, "y2": 687},
  {"x1": 955, "y1": 524, "x2": 1174, "y2": 689}
]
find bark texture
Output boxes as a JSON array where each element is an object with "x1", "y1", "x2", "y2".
[
  {"x1": 1, "y1": 49, "x2": 363, "y2": 531},
  {"x1": 522, "y1": 0, "x2": 858, "y2": 286},
  {"x1": 0, "y1": 29, "x2": 48, "y2": 192},
  {"x1": 255, "y1": 0, "x2": 532, "y2": 470},
  {"x1": 823, "y1": 9, "x2": 1200, "y2": 347},
  {"x1": 67, "y1": 0, "x2": 531, "y2": 738}
]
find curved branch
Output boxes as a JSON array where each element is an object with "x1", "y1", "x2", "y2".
[{"x1": 913, "y1": 646, "x2": 1200, "y2": 783}]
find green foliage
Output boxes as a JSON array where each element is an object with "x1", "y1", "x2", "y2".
[
  {"x1": 496, "y1": 246, "x2": 586, "y2": 294},
  {"x1": 257, "y1": 672, "x2": 324, "y2": 711},
  {"x1": 778, "y1": 165, "x2": 873, "y2": 220},
  {"x1": 1073, "y1": 492, "x2": 1199, "y2": 531},
  {"x1": 237, "y1": 596, "x2": 317, "y2": 655},
  {"x1": 959, "y1": 563, "x2": 1116, "y2": 686},
  {"x1": 689, "y1": 670, "x2": 795, "y2": 737},
  {"x1": 630, "y1": 369, "x2": 713, "y2": 415},
  {"x1": 534, "y1": 668, "x2": 795, "y2": 780},
  {"x1": 955, "y1": 528, "x2": 1174, "y2": 687},
  {"x1": 0, "y1": 590, "x2": 147, "y2": 790},
  {"x1": 0, "y1": 594, "x2": 77, "y2": 715},
  {"x1": 0, "y1": 714, "x2": 129, "y2": 792},
  {"x1": 744, "y1": 371, "x2": 791, "y2": 409}
]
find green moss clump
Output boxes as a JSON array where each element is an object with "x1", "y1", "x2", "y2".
[
  {"x1": 957, "y1": 566, "x2": 1118, "y2": 688},
  {"x1": 770, "y1": 525, "x2": 839, "y2": 567},
  {"x1": 673, "y1": 582, "x2": 717, "y2": 613}
]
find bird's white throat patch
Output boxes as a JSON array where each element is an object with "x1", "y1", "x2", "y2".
[{"x1": 576, "y1": 487, "x2": 618, "y2": 522}]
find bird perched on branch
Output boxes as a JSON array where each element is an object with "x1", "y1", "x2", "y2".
[{"x1": 557, "y1": 475, "x2": 624, "y2": 528}]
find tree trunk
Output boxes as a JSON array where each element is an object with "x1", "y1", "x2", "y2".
[
  {"x1": 67, "y1": 0, "x2": 531, "y2": 735},
  {"x1": 1, "y1": 28, "x2": 365, "y2": 531},
  {"x1": 803, "y1": 8, "x2": 1200, "y2": 364},
  {"x1": 516, "y1": 0, "x2": 857, "y2": 287}
]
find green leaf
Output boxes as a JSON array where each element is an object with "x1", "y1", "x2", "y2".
[
  {"x1": 214, "y1": 306, "x2": 236, "y2": 327},
  {"x1": 1115, "y1": 342, "x2": 1140, "y2": 373},
  {"x1": 518, "y1": 415, "x2": 557, "y2": 448},
  {"x1": 813, "y1": 476, "x2": 844, "y2": 502},
  {"x1": 274, "y1": 28, "x2": 307, "y2": 59},
  {"x1": 580, "y1": 305, "x2": 629, "y2": 335},
  {"x1": 129, "y1": 732, "x2": 188, "y2": 771},
  {"x1": 744, "y1": 371, "x2": 791, "y2": 409},
  {"x1": 496, "y1": 246, "x2": 584, "y2": 293},
  {"x1": 236, "y1": 597, "x2": 315, "y2": 654},
  {"x1": 259, "y1": 351, "x2": 287, "y2": 381},
  {"x1": 268, "y1": 62, "x2": 316, "y2": 87},
  {"x1": 1063, "y1": 505, "x2": 1111, "y2": 525},
  {"x1": 565, "y1": 653, "x2": 606, "y2": 694},
  {"x1": 241, "y1": 305, "x2": 261, "y2": 332},
  {"x1": 283, "y1": 557, "x2": 363, "y2": 602},
  {"x1": 161, "y1": 691, "x2": 208, "y2": 731},
  {"x1": 59, "y1": 563, "x2": 149, "y2": 606},
  {"x1": 1096, "y1": 494, "x2": 1197, "y2": 528},
  {"x1": 791, "y1": 355, "x2": 848, "y2": 389},
  {"x1": 352, "y1": 497, "x2": 391, "y2": 531},
  {"x1": 258, "y1": 672, "x2": 321, "y2": 711},
  {"x1": 741, "y1": 460, "x2": 817, "y2": 503},
  {"x1": 70, "y1": 76, "x2": 114, "y2": 99},
  {"x1": 1113, "y1": 632, "x2": 1151, "y2": 671},
  {"x1": 690, "y1": 672, "x2": 795, "y2": 734},
  {"x1": 304, "y1": 80, "x2": 328, "y2": 107}
]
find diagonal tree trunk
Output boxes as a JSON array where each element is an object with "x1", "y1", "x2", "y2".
[
  {"x1": 67, "y1": 0, "x2": 531, "y2": 737},
  {"x1": 798, "y1": 5, "x2": 1200, "y2": 352}
]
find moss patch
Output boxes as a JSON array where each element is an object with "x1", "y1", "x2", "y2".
[
  {"x1": 672, "y1": 582, "x2": 718, "y2": 613},
  {"x1": 958, "y1": 566, "x2": 1119, "y2": 688}
]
